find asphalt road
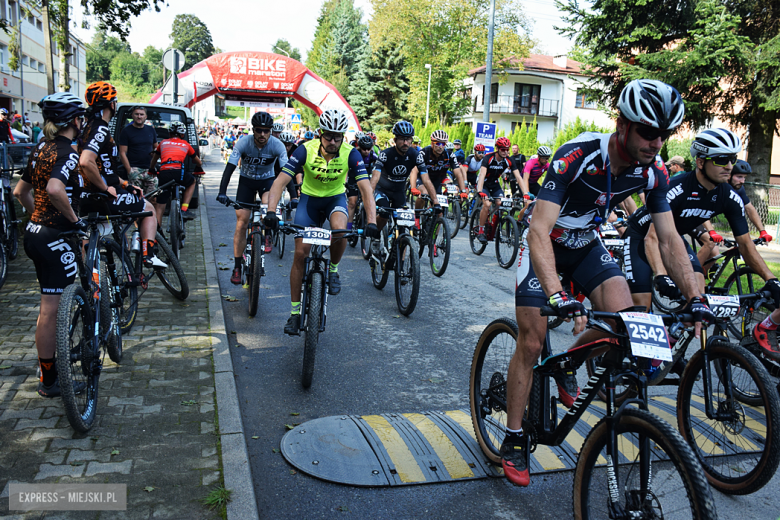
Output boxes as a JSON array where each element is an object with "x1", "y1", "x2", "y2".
[{"x1": 198, "y1": 149, "x2": 780, "y2": 520}]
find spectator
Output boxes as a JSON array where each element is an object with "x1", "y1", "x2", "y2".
[
  {"x1": 666, "y1": 155, "x2": 685, "y2": 176},
  {"x1": 31, "y1": 121, "x2": 41, "y2": 143},
  {"x1": 508, "y1": 144, "x2": 527, "y2": 196},
  {"x1": 22, "y1": 119, "x2": 32, "y2": 138},
  {"x1": 0, "y1": 109, "x2": 16, "y2": 144},
  {"x1": 11, "y1": 114, "x2": 22, "y2": 132},
  {"x1": 118, "y1": 106, "x2": 159, "y2": 195}
]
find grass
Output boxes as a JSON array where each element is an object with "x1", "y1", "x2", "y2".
[
  {"x1": 708, "y1": 257, "x2": 780, "y2": 295},
  {"x1": 200, "y1": 485, "x2": 232, "y2": 511}
]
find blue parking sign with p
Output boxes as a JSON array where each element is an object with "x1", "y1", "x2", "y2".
[{"x1": 474, "y1": 122, "x2": 497, "y2": 153}]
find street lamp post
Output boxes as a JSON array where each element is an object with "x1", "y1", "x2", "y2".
[
  {"x1": 274, "y1": 46, "x2": 291, "y2": 109},
  {"x1": 483, "y1": 0, "x2": 496, "y2": 123},
  {"x1": 425, "y1": 64, "x2": 432, "y2": 127}
]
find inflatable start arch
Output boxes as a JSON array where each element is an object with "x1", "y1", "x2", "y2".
[{"x1": 150, "y1": 51, "x2": 361, "y2": 134}]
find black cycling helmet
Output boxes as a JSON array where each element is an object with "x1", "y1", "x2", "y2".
[
  {"x1": 251, "y1": 111, "x2": 274, "y2": 128},
  {"x1": 357, "y1": 135, "x2": 374, "y2": 150},
  {"x1": 733, "y1": 159, "x2": 752, "y2": 175},
  {"x1": 392, "y1": 120, "x2": 415, "y2": 137},
  {"x1": 39, "y1": 92, "x2": 87, "y2": 126}
]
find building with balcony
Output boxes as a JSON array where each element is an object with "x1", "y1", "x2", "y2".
[
  {"x1": 0, "y1": 0, "x2": 87, "y2": 123},
  {"x1": 459, "y1": 54, "x2": 613, "y2": 143}
]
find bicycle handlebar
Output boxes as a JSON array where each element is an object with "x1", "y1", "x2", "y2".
[
  {"x1": 279, "y1": 222, "x2": 362, "y2": 238},
  {"x1": 144, "y1": 179, "x2": 176, "y2": 199}
]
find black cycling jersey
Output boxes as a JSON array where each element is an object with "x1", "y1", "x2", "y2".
[
  {"x1": 627, "y1": 170, "x2": 749, "y2": 238},
  {"x1": 30, "y1": 136, "x2": 82, "y2": 230},
  {"x1": 480, "y1": 152, "x2": 520, "y2": 186},
  {"x1": 735, "y1": 185, "x2": 749, "y2": 205},
  {"x1": 81, "y1": 116, "x2": 121, "y2": 188},
  {"x1": 532, "y1": 131, "x2": 671, "y2": 249},
  {"x1": 420, "y1": 146, "x2": 457, "y2": 184},
  {"x1": 373, "y1": 146, "x2": 427, "y2": 193}
]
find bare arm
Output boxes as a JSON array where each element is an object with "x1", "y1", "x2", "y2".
[
  {"x1": 527, "y1": 200, "x2": 564, "y2": 297},
  {"x1": 652, "y1": 212, "x2": 699, "y2": 300},
  {"x1": 514, "y1": 168, "x2": 528, "y2": 196},
  {"x1": 745, "y1": 202, "x2": 765, "y2": 233},
  {"x1": 621, "y1": 195, "x2": 638, "y2": 215},
  {"x1": 370, "y1": 169, "x2": 381, "y2": 191},
  {"x1": 421, "y1": 173, "x2": 439, "y2": 205},
  {"x1": 13, "y1": 179, "x2": 34, "y2": 214},
  {"x1": 266, "y1": 173, "x2": 293, "y2": 215},
  {"x1": 735, "y1": 232, "x2": 775, "y2": 281},
  {"x1": 476, "y1": 166, "x2": 487, "y2": 194},
  {"x1": 643, "y1": 224, "x2": 666, "y2": 275}
]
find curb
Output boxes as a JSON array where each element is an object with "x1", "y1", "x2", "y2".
[{"x1": 199, "y1": 178, "x2": 260, "y2": 520}]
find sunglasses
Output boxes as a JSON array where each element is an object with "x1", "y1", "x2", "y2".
[
  {"x1": 253, "y1": 127, "x2": 271, "y2": 134},
  {"x1": 432, "y1": 141, "x2": 446, "y2": 146},
  {"x1": 705, "y1": 154, "x2": 737, "y2": 167},
  {"x1": 321, "y1": 133, "x2": 344, "y2": 142},
  {"x1": 497, "y1": 147, "x2": 509, "y2": 152},
  {"x1": 634, "y1": 124, "x2": 674, "y2": 142}
]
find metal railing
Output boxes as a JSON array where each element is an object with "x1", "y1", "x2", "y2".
[
  {"x1": 1, "y1": 142, "x2": 36, "y2": 173},
  {"x1": 710, "y1": 181, "x2": 780, "y2": 237},
  {"x1": 473, "y1": 95, "x2": 560, "y2": 118}
]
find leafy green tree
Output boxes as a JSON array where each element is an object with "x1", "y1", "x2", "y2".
[
  {"x1": 271, "y1": 39, "x2": 302, "y2": 62},
  {"x1": 81, "y1": 0, "x2": 165, "y2": 40},
  {"x1": 86, "y1": 29, "x2": 131, "y2": 82},
  {"x1": 141, "y1": 46, "x2": 164, "y2": 87},
  {"x1": 348, "y1": 45, "x2": 409, "y2": 130},
  {"x1": 170, "y1": 14, "x2": 215, "y2": 66}
]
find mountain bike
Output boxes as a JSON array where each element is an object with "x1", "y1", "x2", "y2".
[
  {"x1": 279, "y1": 222, "x2": 361, "y2": 388},
  {"x1": 0, "y1": 167, "x2": 20, "y2": 289},
  {"x1": 226, "y1": 198, "x2": 268, "y2": 317},
  {"x1": 460, "y1": 185, "x2": 477, "y2": 230},
  {"x1": 442, "y1": 182, "x2": 461, "y2": 238},
  {"x1": 417, "y1": 195, "x2": 451, "y2": 277},
  {"x1": 727, "y1": 290, "x2": 780, "y2": 394},
  {"x1": 274, "y1": 199, "x2": 294, "y2": 260},
  {"x1": 468, "y1": 194, "x2": 519, "y2": 269},
  {"x1": 369, "y1": 207, "x2": 420, "y2": 316},
  {"x1": 470, "y1": 309, "x2": 717, "y2": 519}
]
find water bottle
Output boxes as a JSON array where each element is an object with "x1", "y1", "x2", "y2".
[{"x1": 131, "y1": 231, "x2": 141, "y2": 253}]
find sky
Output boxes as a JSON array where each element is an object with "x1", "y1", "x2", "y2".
[{"x1": 71, "y1": 0, "x2": 573, "y2": 63}]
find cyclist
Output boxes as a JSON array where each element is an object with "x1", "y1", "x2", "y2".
[
  {"x1": 368, "y1": 131, "x2": 380, "y2": 154},
  {"x1": 78, "y1": 81, "x2": 165, "y2": 268},
  {"x1": 452, "y1": 139, "x2": 466, "y2": 166},
  {"x1": 221, "y1": 131, "x2": 237, "y2": 162},
  {"x1": 475, "y1": 136, "x2": 524, "y2": 244},
  {"x1": 149, "y1": 121, "x2": 203, "y2": 224},
  {"x1": 348, "y1": 134, "x2": 377, "y2": 230},
  {"x1": 272, "y1": 122, "x2": 284, "y2": 139},
  {"x1": 463, "y1": 144, "x2": 486, "y2": 186},
  {"x1": 279, "y1": 131, "x2": 298, "y2": 157},
  {"x1": 216, "y1": 111, "x2": 288, "y2": 282},
  {"x1": 297, "y1": 130, "x2": 315, "y2": 146},
  {"x1": 263, "y1": 109, "x2": 379, "y2": 334},
  {"x1": 623, "y1": 128, "x2": 780, "y2": 313},
  {"x1": 503, "y1": 79, "x2": 711, "y2": 487},
  {"x1": 409, "y1": 129, "x2": 468, "y2": 212},
  {"x1": 523, "y1": 145, "x2": 551, "y2": 199},
  {"x1": 22, "y1": 93, "x2": 88, "y2": 397},
  {"x1": 371, "y1": 120, "x2": 431, "y2": 238}
]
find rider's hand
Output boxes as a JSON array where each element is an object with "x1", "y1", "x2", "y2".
[
  {"x1": 523, "y1": 194, "x2": 530, "y2": 201},
  {"x1": 71, "y1": 218, "x2": 89, "y2": 233},
  {"x1": 479, "y1": 191, "x2": 488, "y2": 199},
  {"x1": 263, "y1": 211, "x2": 279, "y2": 230},
  {"x1": 459, "y1": 192, "x2": 468, "y2": 199},
  {"x1": 682, "y1": 296, "x2": 715, "y2": 338},
  {"x1": 148, "y1": 167, "x2": 158, "y2": 176},
  {"x1": 290, "y1": 199, "x2": 299, "y2": 209},
  {"x1": 364, "y1": 223, "x2": 380, "y2": 239},
  {"x1": 760, "y1": 230, "x2": 773, "y2": 243},
  {"x1": 411, "y1": 188, "x2": 421, "y2": 197},
  {"x1": 549, "y1": 291, "x2": 587, "y2": 333},
  {"x1": 528, "y1": 193, "x2": 536, "y2": 200},
  {"x1": 654, "y1": 275, "x2": 683, "y2": 300},
  {"x1": 761, "y1": 278, "x2": 780, "y2": 307},
  {"x1": 433, "y1": 205, "x2": 443, "y2": 215},
  {"x1": 708, "y1": 230, "x2": 724, "y2": 244},
  {"x1": 216, "y1": 193, "x2": 229, "y2": 206}
]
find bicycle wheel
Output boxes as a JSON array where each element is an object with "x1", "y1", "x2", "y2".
[
  {"x1": 495, "y1": 216, "x2": 519, "y2": 269},
  {"x1": 652, "y1": 282, "x2": 686, "y2": 313},
  {"x1": 99, "y1": 260, "x2": 122, "y2": 363},
  {"x1": 459, "y1": 199, "x2": 469, "y2": 230},
  {"x1": 677, "y1": 338, "x2": 780, "y2": 494},
  {"x1": 468, "y1": 207, "x2": 487, "y2": 255},
  {"x1": 302, "y1": 271, "x2": 323, "y2": 388},
  {"x1": 430, "y1": 217, "x2": 450, "y2": 277},
  {"x1": 248, "y1": 233, "x2": 262, "y2": 317},
  {"x1": 5, "y1": 211, "x2": 18, "y2": 260},
  {"x1": 56, "y1": 284, "x2": 98, "y2": 433},
  {"x1": 574, "y1": 407, "x2": 717, "y2": 520},
  {"x1": 103, "y1": 240, "x2": 138, "y2": 335},
  {"x1": 155, "y1": 232, "x2": 189, "y2": 300},
  {"x1": 370, "y1": 227, "x2": 390, "y2": 290},
  {"x1": 725, "y1": 267, "x2": 772, "y2": 340},
  {"x1": 169, "y1": 200, "x2": 181, "y2": 259},
  {"x1": 469, "y1": 318, "x2": 518, "y2": 463},
  {"x1": 446, "y1": 199, "x2": 460, "y2": 239},
  {"x1": 395, "y1": 235, "x2": 420, "y2": 316},
  {"x1": 0, "y1": 239, "x2": 6, "y2": 290}
]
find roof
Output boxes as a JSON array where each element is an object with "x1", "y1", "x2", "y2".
[{"x1": 469, "y1": 54, "x2": 583, "y2": 77}]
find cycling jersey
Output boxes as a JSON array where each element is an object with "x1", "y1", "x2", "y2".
[
  {"x1": 81, "y1": 116, "x2": 121, "y2": 188},
  {"x1": 227, "y1": 135, "x2": 288, "y2": 180},
  {"x1": 480, "y1": 152, "x2": 520, "y2": 187},
  {"x1": 627, "y1": 170, "x2": 749, "y2": 238},
  {"x1": 373, "y1": 146, "x2": 428, "y2": 194},
  {"x1": 29, "y1": 136, "x2": 82, "y2": 229},
  {"x1": 223, "y1": 135, "x2": 236, "y2": 149},
  {"x1": 421, "y1": 146, "x2": 459, "y2": 184},
  {"x1": 0, "y1": 119, "x2": 15, "y2": 143},
  {"x1": 734, "y1": 185, "x2": 749, "y2": 204},
  {"x1": 158, "y1": 137, "x2": 196, "y2": 171},
  {"x1": 523, "y1": 157, "x2": 547, "y2": 184},
  {"x1": 465, "y1": 154, "x2": 483, "y2": 174},
  {"x1": 533, "y1": 132, "x2": 671, "y2": 249},
  {"x1": 282, "y1": 140, "x2": 367, "y2": 198},
  {"x1": 453, "y1": 148, "x2": 466, "y2": 166}
]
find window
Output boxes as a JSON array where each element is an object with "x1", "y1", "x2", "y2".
[
  {"x1": 29, "y1": 58, "x2": 36, "y2": 70},
  {"x1": 481, "y1": 83, "x2": 498, "y2": 105},
  {"x1": 575, "y1": 90, "x2": 597, "y2": 109},
  {"x1": 21, "y1": 54, "x2": 28, "y2": 66},
  {"x1": 514, "y1": 83, "x2": 541, "y2": 114},
  {"x1": 0, "y1": 44, "x2": 6, "y2": 71},
  {"x1": 26, "y1": 14, "x2": 32, "y2": 24},
  {"x1": 38, "y1": 62, "x2": 44, "y2": 73},
  {"x1": 8, "y1": 1, "x2": 16, "y2": 25},
  {"x1": 36, "y1": 19, "x2": 41, "y2": 30}
]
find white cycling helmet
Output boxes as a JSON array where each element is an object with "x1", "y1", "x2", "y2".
[
  {"x1": 279, "y1": 131, "x2": 296, "y2": 144},
  {"x1": 537, "y1": 145, "x2": 552, "y2": 157},
  {"x1": 319, "y1": 109, "x2": 350, "y2": 133},
  {"x1": 690, "y1": 128, "x2": 742, "y2": 158},
  {"x1": 170, "y1": 121, "x2": 187, "y2": 136},
  {"x1": 618, "y1": 79, "x2": 684, "y2": 130},
  {"x1": 272, "y1": 122, "x2": 284, "y2": 133},
  {"x1": 430, "y1": 129, "x2": 449, "y2": 142}
]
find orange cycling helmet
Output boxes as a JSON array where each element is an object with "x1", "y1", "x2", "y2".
[{"x1": 85, "y1": 81, "x2": 118, "y2": 108}]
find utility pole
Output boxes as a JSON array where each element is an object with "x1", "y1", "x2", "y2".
[
  {"x1": 425, "y1": 64, "x2": 432, "y2": 127},
  {"x1": 483, "y1": 0, "x2": 496, "y2": 122},
  {"x1": 41, "y1": 0, "x2": 55, "y2": 94}
]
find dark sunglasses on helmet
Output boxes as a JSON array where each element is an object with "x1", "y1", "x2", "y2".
[
  {"x1": 634, "y1": 124, "x2": 674, "y2": 142},
  {"x1": 705, "y1": 154, "x2": 738, "y2": 167}
]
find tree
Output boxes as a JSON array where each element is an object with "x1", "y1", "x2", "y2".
[
  {"x1": 348, "y1": 45, "x2": 410, "y2": 130},
  {"x1": 170, "y1": 14, "x2": 215, "y2": 66},
  {"x1": 80, "y1": 0, "x2": 164, "y2": 40},
  {"x1": 86, "y1": 30, "x2": 131, "y2": 82},
  {"x1": 271, "y1": 39, "x2": 301, "y2": 62}
]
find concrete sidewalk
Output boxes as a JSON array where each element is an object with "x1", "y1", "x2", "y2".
[{"x1": 0, "y1": 162, "x2": 256, "y2": 519}]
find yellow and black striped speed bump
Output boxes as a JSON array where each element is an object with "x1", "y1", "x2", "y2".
[{"x1": 280, "y1": 398, "x2": 768, "y2": 486}]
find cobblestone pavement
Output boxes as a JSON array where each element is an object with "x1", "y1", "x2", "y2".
[{"x1": 0, "y1": 200, "x2": 223, "y2": 519}]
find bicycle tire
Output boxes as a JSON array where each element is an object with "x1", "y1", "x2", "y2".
[
  {"x1": 56, "y1": 284, "x2": 98, "y2": 433},
  {"x1": 0, "y1": 239, "x2": 6, "y2": 290},
  {"x1": 169, "y1": 200, "x2": 181, "y2": 259},
  {"x1": 469, "y1": 318, "x2": 518, "y2": 463},
  {"x1": 248, "y1": 233, "x2": 262, "y2": 317},
  {"x1": 430, "y1": 217, "x2": 450, "y2": 277},
  {"x1": 652, "y1": 281, "x2": 686, "y2": 313},
  {"x1": 395, "y1": 235, "x2": 420, "y2": 316},
  {"x1": 447, "y1": 199, "x2": 460, "y2": 239},
  {"x1": 677, "y1": 338, "x2": 780, "y2": 495},
  {"x1": 302, "y1": 271, "x2": 323, "y2": 388},
  {"x1": 99, "y1": 259, "x2": 122, "y2": 363},
  {"x1": 155, "y1": 232, "x2": 189, "y2": 300},
  {"x1": 459, "y1": 199, "x2": 469, "y2": 229},
  {"x1": 724, "y1": 267, "x2": 773, "y2": 341},
  {"x1": 370, "y1": 227, "x2": 390, "y2": 290},
  {"x1": 278, "y1": 226, "x2": 286, "y2": 259},
  {"x1": 495, "y1": 216, "x2": 519, "y2": 269},
  {"x1": 547, "y1": 316, "x2": 565, "y2": 329},
  {"x1": 574, "y1": 407, "x2": 717, "y2": 520},
  {"x1": 103, "y1": 240, "x2": 138, "y2": 335},
  {"x1": 468, "y1": 207, "x2": 487, "y2": 255}
]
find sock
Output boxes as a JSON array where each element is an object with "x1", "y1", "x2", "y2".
[
  {"x1": 291, "y1": 301, "x2": 301, "y2": 315},
  {"x1": 181, "y1": 203, "x2": 189, "y2": 212},
  {"x1": 142, "y1": 239, "x2": 155, "y2": 257},
  {"x1": 504, "y1": 427, "x2": 524, "y2": 442},
  {"x1": 234, "y1": 257, "x2": 243, "y2": 269},
  {"x1": 39, "y1": 357, "x2": 56, "y2": 386},
  {"x1": 761, "y1": 315, "x2": 779, "y2": 331},
  {"x1": 478, "y1": 226, "x2": 484, "y2": 233},
  {"x1": 329, "y1": 262, "x2": 339, "y2": 273}
]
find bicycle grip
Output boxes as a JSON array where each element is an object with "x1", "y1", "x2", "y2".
[{"x1": 539, "y1": 305, "x2": 556, "y2": 317}]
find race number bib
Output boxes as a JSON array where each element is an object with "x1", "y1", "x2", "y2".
[
  {"x1": 394, "y1": 209, "x2": 415, "y2": 227},
  {"x1": 501, "y1": 198, "x2": 514, "y2": 208},
  {"x1": 619, "y1": 312, "x2": 672, "y2": 361},
  {"x1": 302, "y1": 227, "x2": 331, "y2": 246},
  {"x1": 436, "y1": 194, "x2": 449, "y2": 205},
  {"x1": 446, "y1": 184, "x2": 459, "y2": 194},
  {"x1": 706, "y1": 294, "x2": 740, "y2": 319},
  {"x1": 602, "y1": 239, "x2": 623, "y2": 247}
]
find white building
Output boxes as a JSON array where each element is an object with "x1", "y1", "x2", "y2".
[
  {"x1": 0, "y1": 0, "x2": 87, "y2": 121},
  {"x1": 460, "y1": 54, "x2": 614, "y2": 143}
]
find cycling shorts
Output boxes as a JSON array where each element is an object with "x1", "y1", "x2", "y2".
[
  {"x1": 482, "y1": 184, "x2": 504, "y2": 199},
  {"x1": 515, "y1": 235, "x2": 625, "y2": 308},
  {"x1": 375, "y1": 188, "x2": 407, "y2": 210},
  {"x1": 294, "y1": 193, "x2": 348, "y2": 229},
  {"x1": 235, "y1": 175, "x2": 274, "y2": 206},
  {"x1": 529, "y1": 182, "x2": 541, "y2": 197},
  {"x1": 156, "y1": 169, "x2": 195, "y2": 205},
  {"x1": 466, "y1": 172, "x2": 478, "y2": 186},
  {"x1": 80, "y1": 188, "x2": 146, "y2": 217},
  {"x1": 623, "y1": 228, "x2": 703, "y2": 294},
  {"x1": 23, "y1": 221, "x2": 78, "y2": 294}
]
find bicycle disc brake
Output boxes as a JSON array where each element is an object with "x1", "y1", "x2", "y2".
[
  {"x1": 624, "y1": 489, "x2": 662, "y2": 519},
  {"x1": 717, "y1": 398, "x2": 746, "y2": 435}
]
